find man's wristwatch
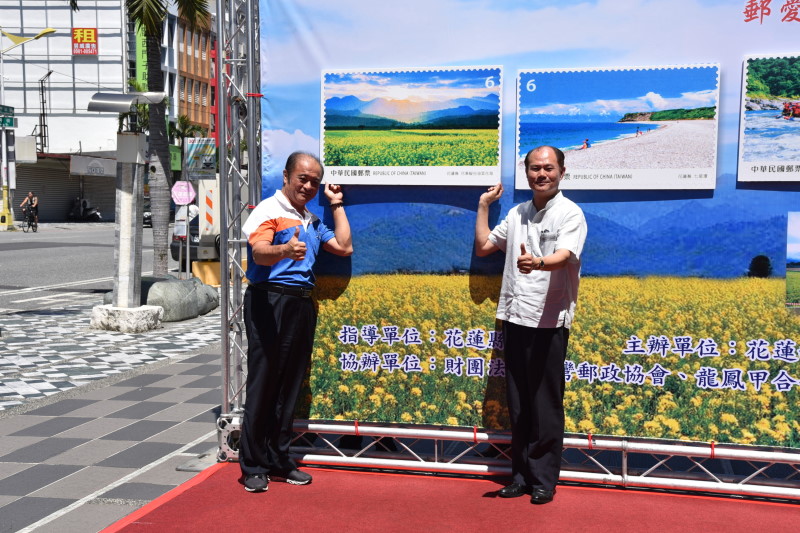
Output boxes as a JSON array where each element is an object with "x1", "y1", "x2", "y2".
[{"x1": 536, "y1": 258, "x2": 545, "y2": 270}]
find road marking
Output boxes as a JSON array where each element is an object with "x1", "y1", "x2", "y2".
[
  {"x1": 0, "y1": 277, "x2": 113, "y2": 296},
  {"x1": 11, "y1": 291, "x2": 85, "y2": 303},
  {"x1": 0, "y1": 272, "x2": 155, "y2": 296}
]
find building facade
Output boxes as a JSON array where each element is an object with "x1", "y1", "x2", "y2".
[
  {"x1": 177, "y1": 16, "x2": 215, "y2": 133},
  {"x1": 1, "y1": 0, "x2": 216, "y2": 223}
]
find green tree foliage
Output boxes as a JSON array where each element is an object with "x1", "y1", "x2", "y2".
[
  {"x1": 620, "y1": 107, "x2": 716, "y2": 122},
  {"x1": 649, "y1": 107, "x2": 716, "y2": 121},
  {"x1": 172, "y1": 114, "x2": 206, "y2": 179},
  {"x1": 116, "y1": 79, "x2": 164, "y2": 133},
  {"x1": 172, "y1": 114, "x2": 205, "y2": 145},
  {"x1": 746, "y1": 56, "x2": 800, "y2": 99}
]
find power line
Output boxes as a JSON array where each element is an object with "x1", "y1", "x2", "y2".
[{"x1": 3, "y1": 52, "x2": 128, "y2": 93}]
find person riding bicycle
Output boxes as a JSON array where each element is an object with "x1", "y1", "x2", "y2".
[{"x1": 20, "y1": 191, "x2": 39, "y2": 225}]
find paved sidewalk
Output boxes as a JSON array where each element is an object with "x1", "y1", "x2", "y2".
[
  {"x1": 0, "y1": 302, "x2": 225, "y2": 532},
  {"x1": 0, "y1": 301, "x2": 220, "y2": 410}
]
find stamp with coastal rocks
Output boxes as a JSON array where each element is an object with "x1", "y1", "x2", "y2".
[
  {"x1": 738, "y1": 54, "x2": 800, "y2": 183},
  {"x1": 320, "y1": 66, "x2": 502, "y2": 186},
  {"x1": 515, "y1": 65, "x2": 720, "y2": 190}
]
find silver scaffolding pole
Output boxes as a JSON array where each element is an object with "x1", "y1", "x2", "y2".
[{"x1": 215, "y1": 0, "x2": 261, "y2": 459}]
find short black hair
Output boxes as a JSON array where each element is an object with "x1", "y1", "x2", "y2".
[
  {"x1": 285, "y1": 151, "x2": 324, "y2": 177},
  {"x1": 524, "y1": 145, "x2": 565, "y2": 170}
]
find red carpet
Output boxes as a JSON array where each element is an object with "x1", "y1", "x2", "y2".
[{"x1": 103, "y1": 463, "x2": 798, "y2": 533}]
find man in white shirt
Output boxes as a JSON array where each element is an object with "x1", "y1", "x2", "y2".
[{"x1": 475, "y1": 145, "x2": 587, "y2": 505}]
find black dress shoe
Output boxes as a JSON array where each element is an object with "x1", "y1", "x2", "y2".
[
  {"x1": 498, "y1": 482, "x2": 531, "y2": 498},
  {"x1": 530, "y1": 488, "x2": 556, "y2": 504}
]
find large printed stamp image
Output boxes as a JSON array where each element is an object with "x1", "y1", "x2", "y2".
[
  {"x1": 516, "y1": 65, "x2": 720, "y2": 190},
  {"x1": 789, "y1": 212, "x2": 800, "y2": 310},
  {"x1": 321, "y1": 66, "x2": 502, "y2": 186},
  {"x1": 738, "y1": 54, "x2": 800, "y2": 183}
]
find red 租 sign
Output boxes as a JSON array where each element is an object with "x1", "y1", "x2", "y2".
[{"x1": 72, "y1": 28, "x2": 98, "y2": 55}]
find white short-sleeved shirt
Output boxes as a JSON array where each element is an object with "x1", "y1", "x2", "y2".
[{"x1": 488, "y1": 191, "x2": 587, "y2": 329}]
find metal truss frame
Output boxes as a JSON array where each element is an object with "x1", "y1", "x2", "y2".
[
  {"x1": 215, "y1": 0, "x2": 261, "y2": 428},
  {"x1": 214, "y1": 0, "x2": 800, "y2": 504},
  {"x1": 217, "y1": 419, "x2": 800, "y2": 501}
]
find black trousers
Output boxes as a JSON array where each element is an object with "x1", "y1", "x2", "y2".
[
  {"x1": 239, "y1": 286, "x2": 316, "y2": 476},
  {"x1": 503, "y1": 321, "x2": 569, "y2": 491}
]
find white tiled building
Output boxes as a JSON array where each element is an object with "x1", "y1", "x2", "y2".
[
  {"x1": 0, "y1": 0, "x2": 204, "y2": 222},
  {"x1": 1, "y1": 0, "x2": 127, "y2": 155}
]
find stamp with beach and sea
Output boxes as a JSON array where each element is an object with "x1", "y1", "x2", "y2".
[{"x1": 515, "y1": 65, "x2": 720, "y2": 190}]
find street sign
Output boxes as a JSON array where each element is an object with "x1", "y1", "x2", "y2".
[
  {"x1": 0, "y1": 105, "x2": 13, "y2": 116},
  {"x1": 0, "y1": 117, "x2": 17, "y2": 128},
  {"x1": 171, "y1": 180, "x2": 196, "y2": 205},
  {"x1": 184, "y1": 138, "x2": 216, "y2": 180}
]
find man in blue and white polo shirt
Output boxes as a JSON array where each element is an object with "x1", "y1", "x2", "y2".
[{"x1": 239, "y1": 151, "x2": 353, "y2": 493}]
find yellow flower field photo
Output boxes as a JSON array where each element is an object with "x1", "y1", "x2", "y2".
[{"x1": 302, "y1": 274, "x2": 800, "y2": 447}]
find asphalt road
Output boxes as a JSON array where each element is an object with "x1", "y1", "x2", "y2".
[{"x1": 0, "y1": 222, "x2": 184, "y2": 313}]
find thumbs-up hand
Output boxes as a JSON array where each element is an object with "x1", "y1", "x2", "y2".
[
  {"x1": 517, "y1": 243, "x2": 534, "y2": 274},
  {"x1": 285, "y1": 226, "x2": 307, "y2": 261}
]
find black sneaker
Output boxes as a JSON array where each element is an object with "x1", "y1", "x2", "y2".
[
  {"x1": 244, "y1": 473, "x2": 268, "y2": 492},
  {"x1": 272, "y1": 469, "x2": 312, "y2": 485}
]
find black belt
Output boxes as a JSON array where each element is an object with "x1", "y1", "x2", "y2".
[{"x1": 254, "y1": 283, "x2": 313, "y2": 298}]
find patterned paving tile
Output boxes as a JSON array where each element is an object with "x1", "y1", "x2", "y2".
[
  {"x1": 0, "y1": 301, "x2": 221, "y2": 411},
  {"x1": 0, "y1": 496, "x2": 78, "y2": 531},
  {"x1": 0, "y1": 464, "x2": 84, "y2": 496}
]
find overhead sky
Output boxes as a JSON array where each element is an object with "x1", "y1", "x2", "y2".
[
  {"x1": 261, "y1": 0, "x2": 799, "y2": 180},
  {"x1": 324, "y1": 69, "x2": 500, "y2": 102},
  {"x1": 789, "y1": 212, "x2": 800, "y2": 262},
  {"x1": 518, "y1": 66, "x2": 719, "y2": 117},
  {"x1": 263, "y1": 0, "x2": 795, "y2": 87}
]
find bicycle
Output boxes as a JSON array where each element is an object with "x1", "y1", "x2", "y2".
[{"x1": 21, "y1": 207, "x2": 38, "y2": 233}]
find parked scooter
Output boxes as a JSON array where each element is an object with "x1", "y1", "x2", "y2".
[{"x1": 68, "y1": 197, "x2": 102, "y2": 222}]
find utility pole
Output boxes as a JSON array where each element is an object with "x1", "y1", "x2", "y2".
[{"x1": 87, "y1": 91, "x2": 166, "y2": 332}]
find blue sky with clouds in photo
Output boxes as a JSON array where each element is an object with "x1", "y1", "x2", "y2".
[
  {"x1": 260, "y1": 0, "x2": 798, "y2": 182},
  {"x1": 518, "y1": 66, "x2": 719, "y2": 119},
  {"x1": 324, "y1": 68, "x2": 501, "y2": 101},
  {"x1": 789, "y1": 212, "x2": 800, "y2": 263}
]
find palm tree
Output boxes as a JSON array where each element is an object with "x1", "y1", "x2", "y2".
[
  {"x1": 172, "y1": 114, "x2": 206, "y2": 179},
  {"x1": 173, "y1": 113, "x2": 206, "y2": 141},
  {"x1": 118, "y1": 79, "x2": 162, "y2": 133},
  {"x1": 70, "y1": 0, "x2": 210, "y2": 276}
]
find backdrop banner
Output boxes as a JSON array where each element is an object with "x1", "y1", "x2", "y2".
[{"x1": 260, "y1": 0, "x2": 800, "y2": 449}]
